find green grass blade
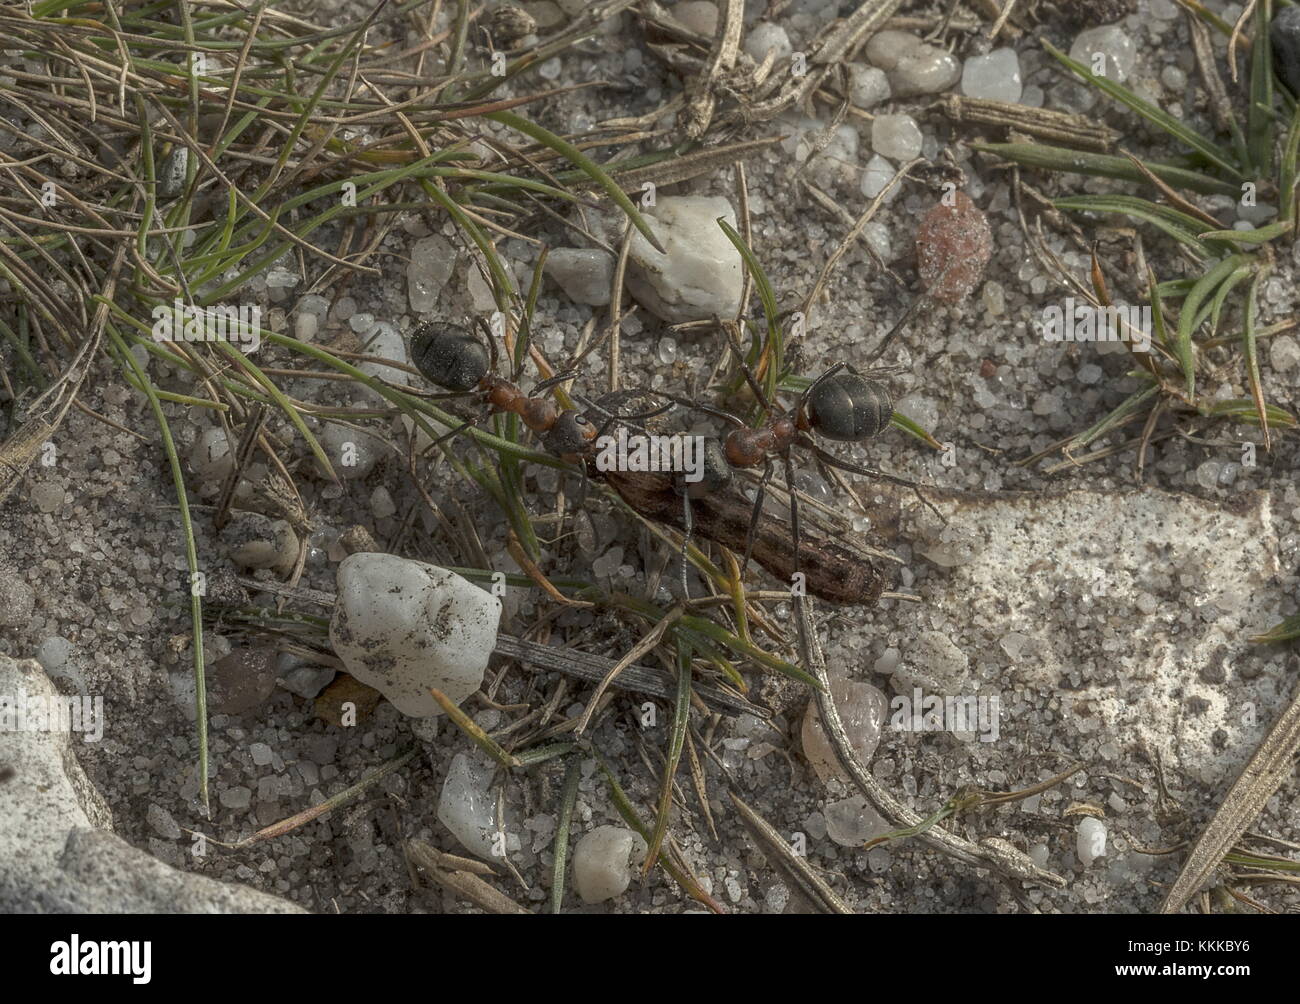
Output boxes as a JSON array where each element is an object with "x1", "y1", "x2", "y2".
[
  {"x1": 642, "y1": 639, "x2": 692, "y2": 878},
  {"x1": 104, "y1": 324, "x2": 210, "y2": 816},
  {"x1": 1042, "y1": 39, "x2": 1242, "y2": 178},
  {"x1": 715, "y1": 216, "x2": 782, "y2": 402},
  {"x1": 486, "y1": 109, "x2": 666, "y2": 254},
  {"x1": 1175, "y1": 254, "x2": 1254, "y2": 395},
  {"x1": 973, "y1": 142, "x2": 1240, "y2": 196},
  {"x1": 549, "y1": 759, "x2": 581, "y2": 914},
  {"x1": 1053, "y1": 194, "x2": 1217, "y2": 258},
  {"x1": 1247, "y1": 0, "x2": 1276, "y2": 174}
]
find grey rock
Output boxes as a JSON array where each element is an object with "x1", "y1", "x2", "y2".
[{"x1": 0, "y1": 654, "x2": 303, "y2": 913}]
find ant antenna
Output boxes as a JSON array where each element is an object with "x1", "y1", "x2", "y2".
[{"x1": 719, "y1": 319, "x2": 774, "y2": 414}]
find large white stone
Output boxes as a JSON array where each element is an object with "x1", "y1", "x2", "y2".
[
  {"x1": 0, "y1": 654, "x2": 302, "y2": 912},
  {"x1": 626, "y1": 196, "x2": 744, "y2": 324},
  {"x1": 329, "y1": 553, "x2": 502, "y2": 717},
  {"x1": 572, "y1": 825, "x2": 647, "y2": 904}
]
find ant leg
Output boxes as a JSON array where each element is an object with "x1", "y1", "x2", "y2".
[
  {"x1": 571, "y1": 392, "x2": 678, "y2": 438},
  {"x1": 803, "y1": 439, "x2": 945, "y2": 523},
  {"x1": 740, "y1": 459, "x2": 774, "y2": 579},
  {"x1": 471, "y1": 315, "x2": 502, "y2": 372},
  {"x1": 532, "y1": 369, "x2": 579, "y2": 396},
  {"x1": 679, "y1": 489, "x2": 694, "y2": 601},
  {"x1": 781, "y1": 452, "x2": 802, "y2": 592}
]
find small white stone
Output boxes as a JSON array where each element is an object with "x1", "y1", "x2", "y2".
[
  {"x1": 626, "y1": 196, "x2": 744, "y2": 324},
  {"x1": 1269, "y1": 334, "x2": 1300, "y2": 372},
  {"x1": 356, "y1": 320, "x2": 406, "y2": 383},
  {"x1": 961, "y1": 48, "x2": 1022, "y2": 103},
  {"x1": 370, "y1": 485, "x2": 397, "y2": 520},
  {"x1": 407, "y1": 235, "x2": 456, "y2": 313},
  {"x1": 572, "y1": 825, "x2": 647, "y2": 904},
  {"x1": 294, "y1": 311, "x2": 318, "y2": 342},
  {"x1": 544, "y1": 248, "x2": 615, "y2": 306},
  {"x1": 1069, "y1": 26, "x2": 1136, "y2": 84},
  {"x1": 1077, "y1": 816, "x2": 1107, "y2": 866},
  {"x1": 317, "y1": 423, "x2": 383, "y2": 479},
  {"x1": 871, "y1": 113, "x2": 923, "y2": 161},
  {"x1": 744, "y1": 22, "x2": 792, "y2": 63},
  {"x1": 223, "y1": 513, "x2": 298, "y2": 575},
  {"x1": 673, "y1": 0, "x2": 718, "y2": 37},
  {"x1": 846, "y1": 63, "x2": 891, "y2": 108},
  {"x1": 859, "y1": 155, "x2": 901, "y2": 202},
  {"x1": 892, "y1": 630, "x2": 969, "y2": 693},
  {"x1": 35, "y1": 636, "x2": 72, "y2": 674},
  {"x1": 190, "y1": 426, "x2": 233, "y2": 482},
  {"x1": 801, "y1": 677, "x2": 887, "y2": 784},
  {"x1": 329, "y1": 553, "x2": 502, "y2": 716},
  {"x1": 437, "y1": 753, "x2": 499, "y2": 858},
  {"x1": 865, "y1": 30, "x2": 960, "y2": 97},
  {"x1": 825, "y1": 795, "x2": 893, "y2": 847}
]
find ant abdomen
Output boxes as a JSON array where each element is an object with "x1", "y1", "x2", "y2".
[
  {"x1": 410, "y1": 321, "x2": 490, "y2": 392},
  {"x1": 802, "y1": 369, "x2": 893, "y2": 443}
]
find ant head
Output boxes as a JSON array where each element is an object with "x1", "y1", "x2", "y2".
[
  {"x1": 410, "y1": 321, "x2": 490, "y2": 392},
  {"x1": 543, "y1": 410, "x2": 597, "y2": 460},
  {"x1": 800, "y1": 366, "x2": 893, "y2": 443}
]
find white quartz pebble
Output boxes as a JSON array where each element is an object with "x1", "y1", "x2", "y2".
[
  {"x1": 744, "y1": 22, "x2": 792, "y2": 63},
  {"x1": 801, "y1": 677, "x2": 887, "y2": 785},
  {"x1": 865, "y1": 30, "x2": 961, "y2": 97},
  {"x1": 847, "y1": 63, "x2": 891, "y2": 108},
  {"x1": 572, "y1": 825, "x2": 647, "y2": 904},
  {"x1": 437, "y1": 753, "x2": 499, "y2": 858},
  {"x1": 871, "y1": 113, "x2": 923, "y2": 161},
  {"x1": 859, "y1": 154, "x2": 901, "y2": 203},
  {"x1": 407, "y1": 235, "x2": 456, "y2": 313},
  {"x1": 329, "y1": 553, "x2": 502, "y2": 716},
  {"x1": 1069, "y1": 26, "x2": 1136, "y2": 83},
  {"x1": 1077, "y1": 816, "x2": 1107, "y2": 866},
  {"x1": 961, "y1": 48, "x2": 1022, "y2": 103},
  {"x1": 544, "y1": 248, "x2": 615, "y2": 306},
  {"x1": 626, "y1": 196, "x2": 743, "y2": 324},
  {"x1": 190, "y1": 426, "x2": 233, "y2": 482}
]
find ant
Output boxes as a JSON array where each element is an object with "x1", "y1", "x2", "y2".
[
  {"x1": 408, "y1": 317, "x2": 675, "y2": 508},
  {"x1": 410, "y1": 319, "x2": 602, "y2": 463},
  {"x1": 659, "y1": 291, "x2": 941, "y2": 594}
]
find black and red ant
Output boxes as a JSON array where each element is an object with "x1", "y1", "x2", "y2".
[
  {"x1": 406, "y1": 315, "x2": 909, "y2": 606},
  {"x1": 653, "y1": 290, "x2": 941, "y2": 598}
]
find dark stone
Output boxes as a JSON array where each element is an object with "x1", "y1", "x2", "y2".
[
  {"x1": 1272, "y1": 7, "x2": 1300, "y2": 95},
  {"x1": 208, "y1": 647, "x2": 277, "y2": 715}
]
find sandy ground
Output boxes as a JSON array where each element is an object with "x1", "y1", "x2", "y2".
[{"x1": 2, "y1": 0, "x2": 1298, "y2": 913}]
